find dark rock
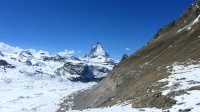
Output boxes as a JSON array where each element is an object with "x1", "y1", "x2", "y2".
[
  {"x1": 178, "y1": 108, "x2": 192, "y2": 112},
  {"x1": 196, "y1": 103, "x2": 200, "y2": 105},
  {"x1": 56, "y1": 62, "x2": 95, "y2": 82},
  {"x1": 10, "y1": 57, "x2": 17, "y2": 61},
  {"x1": 33, "y1": 62, "x2": 45, "y2": 66},
  {"x1": 121, "y1": 54, "x2": 129, "y2": 61},
  {"x1": 70, "y1": 56, "x2": 81, "y2": 61},
  {"x1": 41, "y1": 55, "x2": 66, "y2": 62},
  {"x1": 0, "y1": 60, "x2": 9, "y2": 66},
  {"x1": 90, "y1": 65, "x2": 110, "y2": 73},
  {"x1": 138, "y1": 109, "x2": 145, "y2": 111},
  {"x1": 0, "y1": 60, "x2": 15, "y2": 69},
  {"x1": 40, "y1": 52, "x2": 45, "y2": 55},
  {"x1": 35, "y1": 70, "x2": 44, "y2": 74},
  {"x1": 0, "y1": 51, "x2": 4, "y2": 56},
  {"x1": 19, "y1": 51, "x2": 33, "y2": 60},
  {"x1": 25, "y1": 60, "x2": 32, "y2": 66},
  {"x1": 41, "y1": 56, "x2": 49, "y2": 61}
]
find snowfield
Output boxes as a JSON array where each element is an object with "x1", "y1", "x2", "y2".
[
  {"x1": 0, "y1": 64, "x2": 96, "y2": 112},
  {"x1": 67, "y1": 103, "x2": 162, "y2": 112},
  {"x1": 0, "y1": 42, "x2": 113, "y2": 112}
]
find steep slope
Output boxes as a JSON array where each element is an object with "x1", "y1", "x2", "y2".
[{"x1": 59, "y1": 1, "x2": 200, "y2": 111}]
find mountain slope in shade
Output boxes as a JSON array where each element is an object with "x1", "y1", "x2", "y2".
[{"x1": 59, "y1": 1, "x2": 200, "y2": 111}]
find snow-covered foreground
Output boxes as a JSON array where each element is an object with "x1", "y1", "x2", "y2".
[
  {"x1": 159, "y1": 61, "x2": 200, "y2": 112},
  {"x1": 67, "y1": 103, "x2": 161, "y2": 112},
  {"x1": 0, "y1": 69, "x2": 96, "y2": 112}
]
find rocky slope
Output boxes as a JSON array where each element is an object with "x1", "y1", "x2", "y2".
[{"x1": 59, "y1": 1, "x2": 200, "y2": 111}]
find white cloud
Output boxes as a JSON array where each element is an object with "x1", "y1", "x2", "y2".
[
  {"x1": 125, "y1": 48, "x2": 131, "y2": 51},
  {"x1": 58, "y1": 50, "x2": 75, "y2": 57}
]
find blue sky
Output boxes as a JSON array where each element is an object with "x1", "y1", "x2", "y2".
[{"x1": 0, "y1": 0, "x2": 194, "y2": 59}]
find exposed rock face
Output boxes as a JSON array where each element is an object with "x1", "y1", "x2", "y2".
[
  {"x1": 0, "y1": 51, "x2": 4, "y2": 56},
  {"x1": 0, "y1": 60, "x2": 15, "y2": 69},
  {"x1": 56, "y1": 62, "x2": 111, "y2": 82},
  {"x1": 58, "y1": 1, "x2": 200, "y2": 111},
  {"x1": 19, "y1": 51, "x2": 34, "y2": 60},
  {"x1": 121, "y1": 54, "x2": 128, "y2": 61},
  {"x1": 56, "y1": 62, "x2": 95, "y2": 82},
  {"x1": 42, "y1": 55, "x2": 66, "y2": 62},
  {"x1": 25, "y1": 60, "x2": 32, "y2": 66}
]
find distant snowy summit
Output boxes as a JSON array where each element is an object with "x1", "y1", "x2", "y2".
[{"x1": 82, "y1": 42, "x2": 116, "y2": 65}]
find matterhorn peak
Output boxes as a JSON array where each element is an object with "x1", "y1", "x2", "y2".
[
  {"x1": 83, "y1": 42, "x2": 115, "y2": 64},
  {"x1": 89, "y1": 42, "x2": 109, "y2": 58}
]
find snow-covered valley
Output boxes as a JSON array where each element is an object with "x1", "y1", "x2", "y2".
[
  {"x1": 0, "y1": 70, "x2": 96, "y2": 112},
  {"x1": 0, "y1": 42, "x2": 116, "y2": 112}
]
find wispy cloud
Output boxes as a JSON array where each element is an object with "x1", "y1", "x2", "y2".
[
  {"x1": 125, "y1": 48, "x2": 131, "y2": 51},
  {"x1": 58, "y1": 50, "x2": 75, "y2": 56}
]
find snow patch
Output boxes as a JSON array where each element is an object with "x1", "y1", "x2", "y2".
[
  {"x1": 0, "y1": 68, "x2": 96, "y2": 112},
  {"x1": 159, "y1": 63, "x2": 200, "y2": 95},
  {"x1": 157, "y1": 61, "x2": 200, "y2": 112},
  {"x1": 178, "y1": 15, "x2": 200, "y2": 33},
  {"x1": 66, "y1": 103, "x2": 162, "y2": 112}
]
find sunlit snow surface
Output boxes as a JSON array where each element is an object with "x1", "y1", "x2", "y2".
[
  {"x1": 0, "y1": 68, "x2": 96, "y2": 112},
  {"x1": 67, "y1": 103, "x2": 161, "y2": 112},
  {"x1": 0, "y1": 42, "x2": 97, "y2": 112},
  {"x1": 158, "y1": 61, "x2": 200, "y2": 112}
]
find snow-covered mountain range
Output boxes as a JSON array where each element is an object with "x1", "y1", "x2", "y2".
[
  {"x1": 0, "y1": 42, "x2": 117, "y2": 81},
  {"x1": 0, "y1": 42, "x2": 117, "y2": 112}
]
